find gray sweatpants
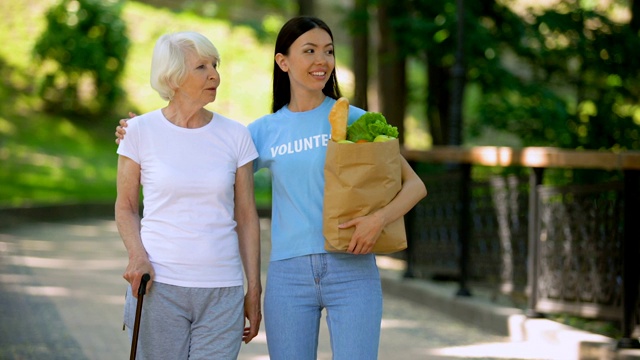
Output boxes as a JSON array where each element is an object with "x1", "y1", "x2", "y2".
[{"x1": 124, "y1": 282, "x2": 244, "y2": 360}]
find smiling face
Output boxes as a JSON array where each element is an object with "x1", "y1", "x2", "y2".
[
  {"x1": 275, "y1": 27, "x2": 335, "y2": 98},
  {"x1": 174, "y1": 50, "x2": 220, "y2": 106}
]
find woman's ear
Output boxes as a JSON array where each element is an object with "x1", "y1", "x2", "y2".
[{"x1": 275, "y1": 53, "x2": 288, "y2": 72}]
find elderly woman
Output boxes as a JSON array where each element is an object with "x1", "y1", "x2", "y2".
[{"x1": 115, "y1": 31, "x2": 261, "y2": 359}]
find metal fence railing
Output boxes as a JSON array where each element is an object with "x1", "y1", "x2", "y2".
[{"x1": 402, "y1": 146, "x2": 640, "y2": 349}]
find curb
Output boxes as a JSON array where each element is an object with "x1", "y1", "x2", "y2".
[
  {"x1": 0, "y1": 203, "x2": 115, "y2": 229},
  {"x1": 0, "y1": 203, "x2": 272, "y2": 229},
  {"x1": 377, "y1": 257, "x2": 640, "y2": 360}
]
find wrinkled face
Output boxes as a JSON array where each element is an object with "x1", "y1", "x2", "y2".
[
  {"x1": 175, "y1": 50, "x2": 220, "y2": 105},
  {"x1": 276, "y1": 27, "x2": 334, "y2": 96}
]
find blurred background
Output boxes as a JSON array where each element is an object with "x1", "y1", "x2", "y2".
[
  {"x1": 2, "y1": 0, "x2": 640, "y2": 352},
  {"x1": 1, "y1": 0, "x2": 638, "y2": 207}
]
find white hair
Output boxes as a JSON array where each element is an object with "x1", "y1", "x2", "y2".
[{"x1": 150, "y1": 31, "x2": 220, "y2": 101}]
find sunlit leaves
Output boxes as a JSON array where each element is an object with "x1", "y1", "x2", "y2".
[
  {"x1": 32, "y1": 0, "x2": 129, "y2": 118},
  {"x1": 385, "y1": 0, "x2": 640, "y2": 150}
]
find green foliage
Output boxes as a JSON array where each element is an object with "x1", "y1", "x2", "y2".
[
  {"x1": 391, "y1": 0, "x2": 457, "y2": 63},
  {"x1": 33, "y1": 0, "x2": 129, "y2": 118},
  {"x1": 152, "y1": 0, "x2": 292, "y2": 42},
  {"x1": 0, "y1": 60, "x2": 118, "y2": 207},
  {"x1": 521, "y1": 6, "x2": 640, "y2": 150},
  {"x1": 1, "y1": 1, "x2": 276, "y2": 208},
  {"x1": 386, "y1": 0, "x2": 640, "y2": 151}
]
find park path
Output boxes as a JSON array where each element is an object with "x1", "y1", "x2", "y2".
[{"x1": 0, "y1": 216, "x2": 565, "y2": 359}]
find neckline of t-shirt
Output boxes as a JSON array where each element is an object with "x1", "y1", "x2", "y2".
[
  {"x1": 279, "y1": 96, "x2": 331, "y2": 118},
  {"x1": 157, "y1": 109, "x2": 217, "y2": 133}
]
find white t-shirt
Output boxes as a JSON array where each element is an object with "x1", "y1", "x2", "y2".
[{"x1": 117, "y1": 109, "x2": 258, "y2": 288}]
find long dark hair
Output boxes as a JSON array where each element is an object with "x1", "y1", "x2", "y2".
[{"x1": 271, "y1": 16, "x2": 342, "y2": 113}]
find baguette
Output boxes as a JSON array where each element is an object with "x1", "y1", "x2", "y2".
[{"x1": 328, "y1": 97, "x2": 349, "y2": 142}]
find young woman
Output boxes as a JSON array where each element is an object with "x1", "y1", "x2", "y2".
[{"x1": 247, "y1": 17, "x2": 426, "y2": 359}]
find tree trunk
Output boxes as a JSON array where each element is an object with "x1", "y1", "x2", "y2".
[
  {"x1": 298, "y1": 0, "x2": 314, "y2": 16},
  {"x1": 632, "y1": 0, "x2": 640, "y2": 33},
  {"x1": 377, "y1": 0, "x2": 407, "y2": 143},
  {"x1": 426, "y1": 59, "x2": 451, "y2": 146},
  {"x1": 351, "y1": 0, "x2": 369, "y2": 110},
  {"x1": 448, "y1": 0, "x2": 466, "y2": 146}
]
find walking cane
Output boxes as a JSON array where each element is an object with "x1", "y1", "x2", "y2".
[{"x1": 130, "y1": 273, "x2": 150, "y2": 360}]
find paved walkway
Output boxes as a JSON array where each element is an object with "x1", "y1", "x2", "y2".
[{"x1": 0, "y1": 216, "x2": 633, "y2": 359}]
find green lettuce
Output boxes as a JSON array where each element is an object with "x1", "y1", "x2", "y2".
[{"x1": 346, "y1": 112, "x2": 399, "y2": 142}]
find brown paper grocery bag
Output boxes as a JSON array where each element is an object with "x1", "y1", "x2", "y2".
[{"x1": 322, "y1": 139, "x2": 407, "y2": 254}]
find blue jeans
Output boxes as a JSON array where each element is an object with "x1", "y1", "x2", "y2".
[{"x1": 264, "y1": 253, "x2": 383, "y2": 360}]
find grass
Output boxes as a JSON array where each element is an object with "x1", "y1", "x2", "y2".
[
  {"x1": 0, "y1": 111, "x2": 118, "y2": 206},
  {"x1": 547, "y1": 314, "x2": 622, "y2": 339},
  {"x1": 0, "y1": 0, "x2": 279, "y2": 208}
]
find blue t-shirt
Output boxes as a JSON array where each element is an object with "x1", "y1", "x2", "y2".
[{"x1": 248, "y1": 97, "x2": 366, "y2": 261}]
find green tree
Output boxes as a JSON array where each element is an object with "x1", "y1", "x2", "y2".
[
  {"x1": 384, "y1": 0, "x2": 462, "y2": 145},
  {"x1": 381, "y1": 0, "x2": 640, "y2": 150},
  {"x1": 518, "y1": 2, "x2": 640, "y2": 150},
  {"x1": 377, "y1": 0, "x2": 409, "y2": 143},
  {"x1": 349, "y1": 0, "x2": 370, "y2": 110},
  {"x1": 33, "y1": 0, "x2": 129, "y2": 118}
]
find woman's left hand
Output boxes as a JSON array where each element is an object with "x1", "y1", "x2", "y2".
[
  {"x1": 339, "y1": 212, "x2": 385, "y2": 254},
  {"x1": 242, "y1": 286, "x2": 262, "y2": 343}
]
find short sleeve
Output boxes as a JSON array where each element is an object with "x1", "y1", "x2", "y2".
[
  {"x1": 116, "y1": 118, "x2": 141, "y2": 164},
  {"x1": 236, "y1": 125, "x2": 258, "y2": 169}
]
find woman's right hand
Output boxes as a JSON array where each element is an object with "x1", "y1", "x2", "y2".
[
  {"x1": 115, "y1": 112, "x2": 136, "y2": 144},
  {"x1": 123, "y1": 255, "x2": 154, "y2": 298}
]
